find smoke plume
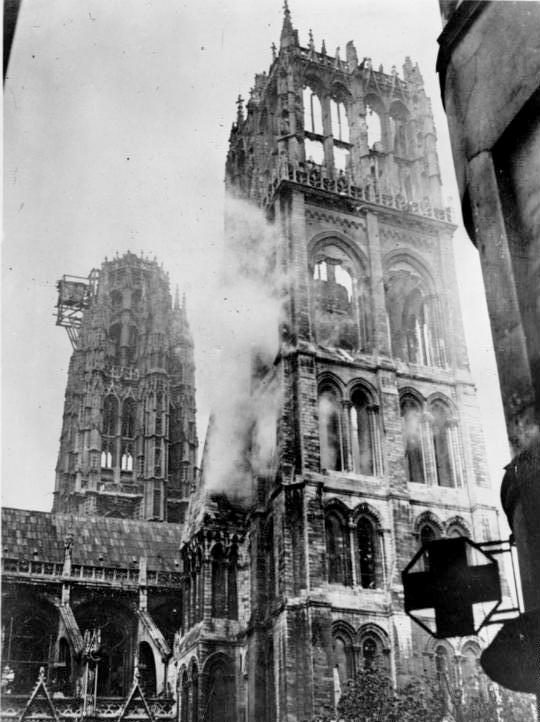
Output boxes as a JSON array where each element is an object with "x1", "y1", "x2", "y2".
[{"x1": 195, "y1": 195, "x2": 284, "y2": 504}]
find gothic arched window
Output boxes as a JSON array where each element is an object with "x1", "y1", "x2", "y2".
[
  {"x1": 461, "y1": 643, "x2": 483, "y2": 701},
  {"x1": 211, "y1": 544, "x2": 227, "y2": 618},
  {"x1": 319, "y1": 386, "x2": 343, "y2": 472},
  {"x1": 191, "y1": 661, "x2": 199, "y2": 722},
  {"x1": 358, "y1": 628, "x2": 389, "y2": 672},
  {"x1": 108, "y1": 323, "x2": 122, "y2": 365},
  {"x1": 303, "y1": 86, "x2": 323, "y2": 135},
  {"x1": 365, "y1": 101, "x2": 383, "y2": 150},
  {"x1": 180, "y1": 670, "x2": 189, "y2": 722},
  {"x1": 385, "y1": 262, "x2": 446, "y2": 368},
  {"x1": 110, "y1": 290, "x2": 123, "y2": 312},
  {"x1": 325, "y1": 509, "x2": 352, "y2": 586},
  {"x1": 126, "y1": 326, "x2": 138, "y2": 364},
  {"x1": 435, "y1": 644, "x2": 455, "y2": 688},
  {"x1": 101, "y1": 442, "x2": 114, "y2": 469},
  {"x1": 362, "y1": 638, "x2": 378, "y2": 670},
  {"x1": 357, "y1": 517, "x2": 377, "y2": 589},
  {"x1": 228, "y1": 546, "x2": 238, "y2": 620},
  {"x1": 400, "y1": 396, "x2": 425, "y2": 483},
  {"x1": 430, "y1": 401, "x2": 455, "y2": 488},
  {"x1": 138, "y1": 642, "x2": 156, "y2": 697},
  {"x1": 303, "y1": 86, "x2": 324, "y2": 164},
  {"x1": 332, "y1": 632, "x2": 354, "y2": 684},
  {"x1": 204, "y1": 658, "x2": 236, "y2": 722},
  {"x1": 264, "y1": 520, "x2": 275, "y2": 605},
  {"x1": 330, "y1": 98, "x2": 350, "y2": 172},
  {"x1": 330, "y1": 99, "x2": 349, "y2": 143},
  {"x1": 103, "y1": 395, "x2": 118, "y2": 437},
  {"x1": 312, "y1": 244, "x2": 369, "y2": 352},
  {"x1": 121, "y1": 398, "x2": 136, "y2": 438},
  {"x1": 120, "y1": 444, "x2": 133, "y2": 472},
  {"x1": 2, "y1": 601, "x2": 58, "y2": 694},
  {"x1": 351, "y1": 388, "x2": 374, "y2": 475},
  {"x1": 419, "y1": 521, "x2": 441, "y2": 571}
]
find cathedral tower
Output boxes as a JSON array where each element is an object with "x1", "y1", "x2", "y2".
[
  {"x1": 53, "y1": 252, "x2": 197, "y2": 522},
  {"x1": 222, "y1": 7, "x2": 501, "y2": 720}
]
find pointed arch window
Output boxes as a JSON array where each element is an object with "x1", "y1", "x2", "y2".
[
  {"x1": 121, "y1": 444, "x2": 134, "y2": 472},
  {"x1": 351, "y1": 388, "x2": 374, "y2": 475},
  {"x1": 264, "y1": 520, "x2": 275, "y2": 605},
  {"x1": 311, "y1": 243, "x2": 370, "y2": 352},
  {"x1": 365, "y1": 103, "x2": 383, "y2": 149},
  {"x1": 332, "y1": 632, "x2": 354, "y2": 684},
  {"x1": 385, "y1": 265, "x2": 446, "y2": 368},
  {"x1": 303, "y1": 86, "x2": 323, "y2": 135},
  {"x1": 103, "y1": 395, "x2": 118, "y2": 437},
  {"x1": 431, "y1": 401, "x2": 456, "y2": 488},
  {"x1": 204, "y1": 658, "x2": 236, "y2": 722},
  {"x1": 211, "y1": 544, "x2": 227, "y2": 618},
  {"x1": 228, "y1": 547, "x2": 238, "y2": 620},
  {"x1": 121, "y1": 398, "x2": 136, "y2": 438},
  {"x1": 358, "y1": 628, "x2": 390, "y2": 672},
  {"x1": 435, "y1": 645, "x2": 455, "y2": 688},
  {"x1": 101, "y1": 445, "x2": 113, "y2": 469},
  {"x1": 126, "y1": 326, "x2": 138, "y2": 364},
  {"x1": 303, "y1": 86, "x2": 324, "y2": 165},
  {"x1": 325, "y1": 510, "x2": 352, "y2": 586},
  {"x1": 401, "y1": 396, "x2": 425, "y2": 483},
  {"x1": 181, "y1": 670, "x2": 189, "y2": 722},
  {"x1": 319, "y1": 386, "x2": 343, "y2": 472},
  {"x1": 357, "y1": 517, "x2": 377, "y2": 589},
  {"x1": 419, "y1": 522, "x2": 440, "y2": 572},
  {"x1": 461, "y1": 643, "x2": 484, "y2": 701},
  {"x1": 330, "y1": 100, "x2": 349, "y2": 143},
  {"x1": 108, "y1": 324, "x2": 122, "y2": 364},
  {"x1": 362, "y1": 638, "x2": 378, "y2": 670}
]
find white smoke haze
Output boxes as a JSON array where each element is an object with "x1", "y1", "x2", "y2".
[{"x1": 196, "y1": 195, "x2": 284, "y2": 504}]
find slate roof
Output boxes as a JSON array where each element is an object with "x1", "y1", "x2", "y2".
[{"x1": 1, "y1": 507, "x2": 183, "y2": 571}]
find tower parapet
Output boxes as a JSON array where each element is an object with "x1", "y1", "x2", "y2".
[{"x1": 226, "y1": 14, "x2": 449, "y2": 221}]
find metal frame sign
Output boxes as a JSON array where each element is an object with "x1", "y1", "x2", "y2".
[{"x1": 402, "y1": 537, "x2": 502, "y2": 638}]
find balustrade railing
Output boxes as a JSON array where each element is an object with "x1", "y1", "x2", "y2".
[
  {"x1": 0, "y1": 695, "x2": 175, "y2": 721},
  {"x1": 2, "y1": 557, "x2": 182, "y2": 588},
  {"x1": 263, "y1": 160, "x2": 452, "y2": 223}
]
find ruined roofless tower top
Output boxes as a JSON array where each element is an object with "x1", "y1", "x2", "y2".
[{"x1": 226, "y1": 2, "x2": 449, "y2": 222}]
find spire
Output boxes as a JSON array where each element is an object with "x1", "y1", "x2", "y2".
[
  {"x1": 174, "y1": 285, "x2": 180, "y2": 310},
  {"x1": 236, "y1": 95, "x2": 244, "y2": 124},
  {"x1": 280, "y1": 0, "x2": 297, "y2": 49},
  {"x1": 308, "y1": 29, "x2": 316, "y2": 59}
]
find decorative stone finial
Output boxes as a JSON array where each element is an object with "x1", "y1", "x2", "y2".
[
  {"x1": 271, "y1": 42, "x2": 277, "y2": 61},
  {"x1": 236, "y1": 95, "x2": 244, "y2": 123},
  {"x1": 321, "y1": 39, "x2": 326, "y2": 56}
]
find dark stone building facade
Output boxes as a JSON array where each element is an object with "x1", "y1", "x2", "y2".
[
  {"x1": 437, "y1": 0, "x2": 540, "y2": 696},
  {"x1": 2, "y1": 8, "x2": 504, "y2": 721}
]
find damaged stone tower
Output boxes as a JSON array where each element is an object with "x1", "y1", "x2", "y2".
[
  {"x1": 222, "y1": 7, "x2": 502, "y2": 720},
  {"x1": 53, "y1": 252, "x2": 197, "y2": 522}
]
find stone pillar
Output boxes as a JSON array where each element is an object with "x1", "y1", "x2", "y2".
[{"x1": 365, "y1": 212, "x2": 391, "y2": 356}]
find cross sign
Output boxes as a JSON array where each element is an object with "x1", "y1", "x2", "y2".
[{"x1": 402, "y1": 537, "x2": 501, "y2": 638}]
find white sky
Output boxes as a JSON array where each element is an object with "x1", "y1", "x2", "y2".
[{"x1": 3, "y1": 0, "x2": 510, "y2": 512}]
